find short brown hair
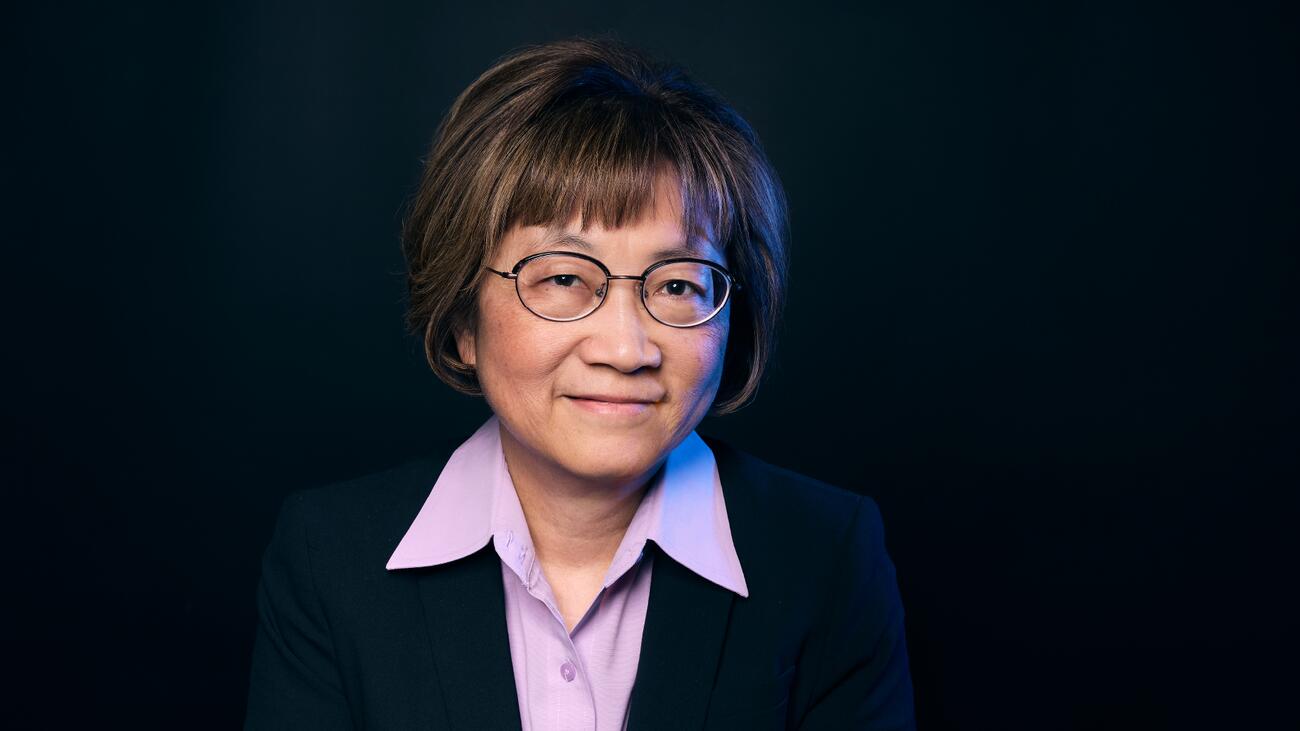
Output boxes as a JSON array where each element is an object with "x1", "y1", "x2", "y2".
[{"x1": 401, "y1": 36, "x2": 789, "y2": 415}]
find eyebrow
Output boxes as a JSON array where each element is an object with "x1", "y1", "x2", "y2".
[{"x1": 539, "y1": 232, "x2": 715, "y2": 262}]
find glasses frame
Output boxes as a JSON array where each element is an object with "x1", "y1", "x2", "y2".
[{"x1": 483, "y1": 250, "x2": 742, "y2": 328}]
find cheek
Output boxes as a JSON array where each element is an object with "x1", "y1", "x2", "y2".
[
  {"x1": 476, "y1": 298, "x2": 568, "y2": 389},
  {"x1": 673, "y1": 323, "x2": 730, "y2": 394}
]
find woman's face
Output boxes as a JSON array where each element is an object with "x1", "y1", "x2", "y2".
[{"x1": 457, "y1": 175, "x2": 730, "y2": 487}]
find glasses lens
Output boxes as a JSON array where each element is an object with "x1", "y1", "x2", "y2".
[
  {"x1": 644, "y1": 262, "x2": 730, "y2": 326},
  {"x1": 516, "y1": 254, "x2": 606, "y2": 320}
]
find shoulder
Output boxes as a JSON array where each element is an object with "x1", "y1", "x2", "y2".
[
  {"x1": 701, "y1": 434, "x2": 889, "y2": 587},
  {"x1": 270, "y1": 445, "x2": 457, "y2": 568},
  {"x1": 703, "y1": 434, "x2": 884, "y2": 538},
  {"x1": 699, "y1": 441, "x2": 914, "y2": 725}
]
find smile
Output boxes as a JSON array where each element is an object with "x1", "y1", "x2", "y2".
[{"x1": 564, "y1": 396, "x2": 654, "y2": 418}]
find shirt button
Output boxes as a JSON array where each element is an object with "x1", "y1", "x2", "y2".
[{"x1": 560, "y1": 660, "x2": 576, "y2": 682}]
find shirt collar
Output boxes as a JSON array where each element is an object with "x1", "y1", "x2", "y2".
[{"x1": 386, "y1": 414, "x2": 749, "y2": 598}]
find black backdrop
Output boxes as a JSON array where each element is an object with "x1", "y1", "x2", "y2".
[{"x1": 11, "y1": 1, "x2": 1298, "y2": 728}]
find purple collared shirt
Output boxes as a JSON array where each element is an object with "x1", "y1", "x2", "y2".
[{"x1": 387, "y1": 415, "x2": 749, "y2": 731}]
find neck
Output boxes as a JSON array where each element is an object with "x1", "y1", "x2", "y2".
[{"x1": 499, "y1": 424, "x2": 660, "y2": 571}]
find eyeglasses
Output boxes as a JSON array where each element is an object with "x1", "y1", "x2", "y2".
[{"x1": 483, "y1": 251, "x2": 741, "y2": 328}]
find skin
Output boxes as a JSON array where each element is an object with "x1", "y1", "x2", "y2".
[{"x1": 455, "y1": 171, "x2": 730, "y2": 632}]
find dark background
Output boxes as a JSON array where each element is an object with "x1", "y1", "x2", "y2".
[{"x1": 11, "y1": 0, "x2": 1297, "y2": 728}]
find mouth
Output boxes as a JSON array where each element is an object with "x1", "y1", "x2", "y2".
[
  {"x1": 567, "y1": 394, "x2": 656, "y2": 404},
  {"x1": 563, "y1": 395, "x2": 656, "y2": 417}
]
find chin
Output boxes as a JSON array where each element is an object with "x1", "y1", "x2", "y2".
[{"x1": 558, "y1": 435, "x2": 662, "y2": 482}]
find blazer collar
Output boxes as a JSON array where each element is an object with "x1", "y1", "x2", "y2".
[{"x1": 407, "y1": 537, "x2": 738, "y2": 730}]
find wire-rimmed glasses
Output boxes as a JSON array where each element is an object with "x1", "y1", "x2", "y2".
[{"x1": 483, "y1": 251, "x2": 741, "y2": 328}]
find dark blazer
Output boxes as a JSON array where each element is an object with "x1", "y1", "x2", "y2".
[{"x1": 245, "y1": 433, "x2": 915, "y2": 730}]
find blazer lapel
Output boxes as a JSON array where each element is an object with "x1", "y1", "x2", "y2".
[
  {"x1": 626, "y1": 541, "x2": 737, "y2": 730},
  {"x1": 414, "y1": 543, "x2": 523, "y2": 731}
]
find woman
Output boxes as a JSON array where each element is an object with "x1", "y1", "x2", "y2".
[{"x1": 245, "y1": 37, "x2": 914, "y2": 730}]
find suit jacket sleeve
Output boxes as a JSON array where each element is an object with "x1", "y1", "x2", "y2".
[
  {"x1": 799, "y1": 495, "x2": 916, "y2": 730},
  {"x1": 245, "y1": 491, "x2": 355, "y2": 730}
]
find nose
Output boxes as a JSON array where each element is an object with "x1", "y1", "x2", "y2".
[{"x1": 579, "y1": 277, "x2": 662, "y2": 373}]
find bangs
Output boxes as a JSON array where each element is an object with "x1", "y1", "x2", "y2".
[{"x1": 486, "y1": 96, "x2": 738, "y2": 255}]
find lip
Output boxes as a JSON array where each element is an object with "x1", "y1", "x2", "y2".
[
  {"x1": 564, "y1": 395, "x2": 656, "y2": 417},
  {"x1": 567, "y1": 393, "x2": 659, "y2": 404}
]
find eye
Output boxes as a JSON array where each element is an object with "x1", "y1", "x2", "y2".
[
  {"x1": 546, "y1": 274, "x2": 581, "y2": 287},
  {"x1": 658, "y1": 279, "x2": 703, "y2": 297}
]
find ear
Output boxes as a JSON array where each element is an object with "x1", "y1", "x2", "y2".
[{"x1": 454, "y1": 325, "x2": 477, "y2": 368}]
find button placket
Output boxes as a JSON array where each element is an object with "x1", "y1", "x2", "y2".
[{"x1": 511, "y1": 538, "x2": 534, "y2": 590}]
